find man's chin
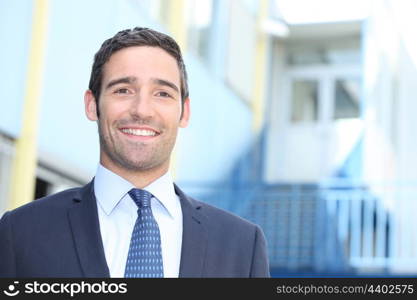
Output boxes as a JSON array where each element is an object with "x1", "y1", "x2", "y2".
[
  {"x1": 101, "y1": 146, "x2": 168, "y2": 172},
  {"x1": 117, "y1": 157, "x2": 165, "y2": 172}
]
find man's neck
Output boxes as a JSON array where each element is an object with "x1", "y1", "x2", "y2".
[{"x1": 99, "y1": 160, "x2": 170, "y2": 189}]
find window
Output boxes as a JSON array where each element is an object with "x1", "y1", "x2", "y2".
[
  {"x1": 187, "y1": 0, "x2": 214, "y2": 62},
  {"x1": 34, "y1": 177, "x2": 50, "y2": 200},
  {"x1": 225, "y1": 0, "x2": 257, "y2": 102},
  {"x1": 36, "y1": 163, "x2": 85, "y2": 198},
  {"x1": 286, "y1": 35, "x2": 362, "y2": 124},
  {"x1": 287, "y1": 36, "x2": 361, "y2": 66},
  {"x1": 291, "y1": 79, "x2": 319, "y2": 123},
  {"x1": 334, "y1": 78, "x2": 360, "y2": 119}
]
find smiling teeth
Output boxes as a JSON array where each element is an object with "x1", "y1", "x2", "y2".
[{"x1": 121, "y1": 128, "x2": 157, "y2": 136}]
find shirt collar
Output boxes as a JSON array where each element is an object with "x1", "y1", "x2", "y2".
[{"x1": 94, "y1": 164, "x2": 178, "y2": 218}]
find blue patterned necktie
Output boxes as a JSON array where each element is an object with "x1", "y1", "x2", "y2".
[{"x1": 124, "y1": 188, "x2": 164, "y2": 278}]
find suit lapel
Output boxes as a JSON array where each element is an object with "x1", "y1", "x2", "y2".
[
  {"x1": 68, "y1": 180, "x2": 110, "y2": 277},
  {"x1": 175, "y1": 184, "x2": 208, "y2": 278}
]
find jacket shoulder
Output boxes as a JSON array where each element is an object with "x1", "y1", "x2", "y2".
[
  {"x1": 4, "y1": 185, "x2": 85, "y2": 219},
  {"x1": 191, "y1": 197, "x2": 261, "y2": 231}
]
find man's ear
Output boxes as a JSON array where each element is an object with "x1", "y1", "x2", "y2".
[
  {"x1": 84, "y1": 90, "x2": 98, "y2": 121},
  {"x1": 179, "y1": 97, "x2": 190, "y2": 128}
]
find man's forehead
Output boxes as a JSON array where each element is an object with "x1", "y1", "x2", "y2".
[
  {"x1": 101, "y1": 46, "x2": 180, "y2": 82},
  {"x1": 105, "y1": 46, "x2": 178, "y2": 67}
]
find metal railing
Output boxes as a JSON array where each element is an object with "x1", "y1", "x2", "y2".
[{"x1": 181, "y1": 180, "x2": 417, "y2": 275}]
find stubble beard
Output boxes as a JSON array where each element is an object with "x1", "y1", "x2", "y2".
[{"x1": 97, "y1": 120, "x2": 177, "y2": 173}]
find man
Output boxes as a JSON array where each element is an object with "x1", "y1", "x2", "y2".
[{"x1": 0, "y1": 27, "x2": 270, "y2": 278}]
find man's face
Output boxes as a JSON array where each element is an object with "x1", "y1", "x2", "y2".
[{"x1": 85, "y1": 46, "x2": 190, "y2": 173}]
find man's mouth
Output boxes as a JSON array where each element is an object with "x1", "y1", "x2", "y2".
[{"x1": 119, "y1": 127, "x2": 160, "y2": 139}]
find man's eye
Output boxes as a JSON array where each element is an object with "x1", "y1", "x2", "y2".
[
  {"x1": 115, "y1": 88, "x2": 130, "y2": 94},
  {"x1": 156, "y1": 91, "x2": 171, "y2": 98}
]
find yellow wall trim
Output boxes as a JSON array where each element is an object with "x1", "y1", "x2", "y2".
[
  {"x1": 167, "y1": 0, "x2": 187, "y2": 180},
  {"x1": 252, "y1": 0, "x2": 269, "y2": 134},
  {"x1": 9, "y1": 0, "x2": 49, "y2": 209}
]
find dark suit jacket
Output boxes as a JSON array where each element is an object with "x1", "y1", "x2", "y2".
[{"x1": 0, "y1": 180, "x2": 270, "y2": 277}]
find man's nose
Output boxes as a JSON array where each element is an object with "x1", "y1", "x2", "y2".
[{"x1": 129, "y1": 93, "x2": 154, "y2": 119}]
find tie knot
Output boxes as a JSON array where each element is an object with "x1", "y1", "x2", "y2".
[{"x1": 128, "y1": 188, "x2": 153, "y2": 208}]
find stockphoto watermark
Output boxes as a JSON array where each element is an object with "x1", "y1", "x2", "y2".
[{"x1": 2, "y1": 280, "x2": 128, "y2": 297}]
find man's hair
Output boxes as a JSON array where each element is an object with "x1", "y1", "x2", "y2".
[{"x1": 88, "y1": 27, "x2": 189, "y2": 116}]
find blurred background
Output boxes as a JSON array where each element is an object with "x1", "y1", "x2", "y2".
[{"x1": 1, "y1": 0, "x2": 417, "y2": 277}]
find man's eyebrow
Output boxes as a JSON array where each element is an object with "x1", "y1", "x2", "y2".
[
  {"x1": 152, "y1": 78, "x2": 179, "y2": 93},
  {"x1": 105, "y1": 76, "x2": 137, "y2": 90}
]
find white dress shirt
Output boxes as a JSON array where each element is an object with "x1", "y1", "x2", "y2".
[{"x1": 94, "y1": 164, "x2": 183, "y2": 278}]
